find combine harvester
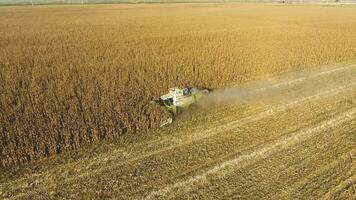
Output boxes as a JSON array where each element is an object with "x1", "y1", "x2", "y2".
[{"x1": 159, "y1": 87, "x2": 209, "y2": 127}]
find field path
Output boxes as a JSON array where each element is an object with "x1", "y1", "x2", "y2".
[{"x1": 1, "y1": 63, "x2": 356, "y2": 200}]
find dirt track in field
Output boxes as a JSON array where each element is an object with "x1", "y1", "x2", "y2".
[{"x1": 1, "y1": 63, "x2": 356, "y2": 199}]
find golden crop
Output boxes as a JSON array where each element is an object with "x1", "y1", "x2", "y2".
[{"x1": 1, "y1": 3, "x2": 356, "y2": 167}]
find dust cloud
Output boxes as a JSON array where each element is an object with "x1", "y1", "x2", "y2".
[{"x1": 198, "y1": 65, "x2": 355, "y2": 107}]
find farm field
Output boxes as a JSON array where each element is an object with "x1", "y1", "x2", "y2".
[
  {"x1": 1, "y1": 3, "x2": 356, "y2": 166},
  {"x1": 1, "y1": 59, "x2": 356, "y2": 199},
  {"x1": 1, "y1": 3, "x2": 356, "y2": 198}
]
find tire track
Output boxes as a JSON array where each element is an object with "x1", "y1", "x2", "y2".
[
  {"x1": 321, "y1": 175, "x2": 356, "y2": 200},
  {"x1": 218, "y1": 126, "x2": 355, "y2": 200},
  {"x1": 270, "y1": 146, "x2": 355, "y2": 200},
  {"x1": 145, "y1": 107, "x2": 356, "y2": 200}
]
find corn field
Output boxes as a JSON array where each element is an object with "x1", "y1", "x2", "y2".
[{"x1": 1, "y1": 4, "x2": 356, "y2": 167}]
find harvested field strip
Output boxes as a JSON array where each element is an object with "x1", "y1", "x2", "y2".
[
  {"x1": 284, "y1": 148, "x2": 355, "y2": 199},
  {"x1": 288, "y1": 161, "x2": 354, "y2": 200},
  {"x1": 320, "y1": 175, "x2": 356, "y2": 200},
  {"x1": 117, "y1": 96, "x2": 353, "y2": 198},
  {"x1": 214, "y1": 123, "x2": 355, "y2": 200},
  {"x1": 145, "y1": 107, "x2": 356, "y2": 199},
  {"x1": 279, "y1": 152, "x2": 355, "y2": 200}
]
